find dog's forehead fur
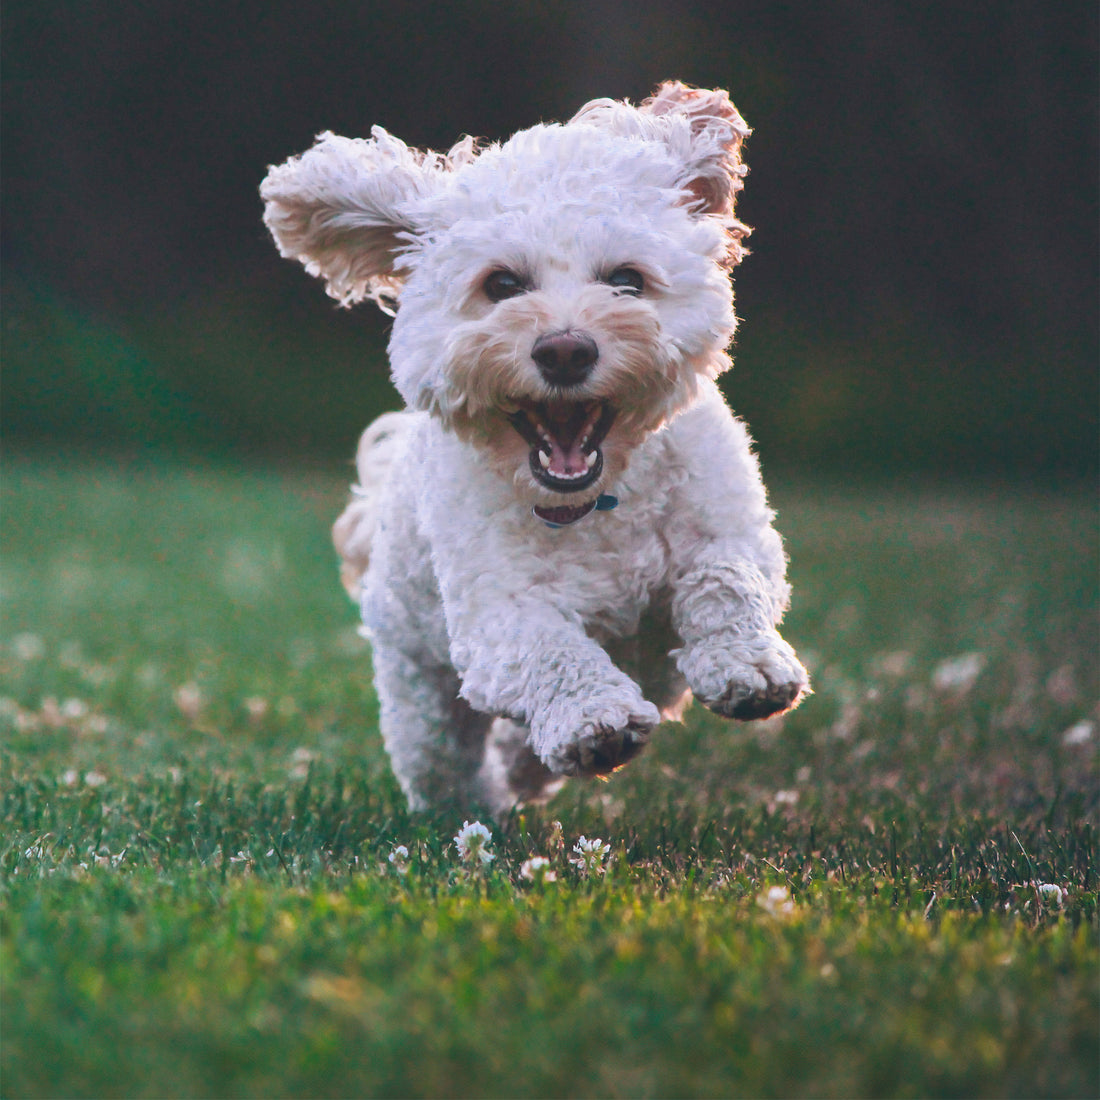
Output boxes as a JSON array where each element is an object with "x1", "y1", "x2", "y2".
[
  {"x1": 393, "y1": 123, "x2": 728, "y2": 316},
  {"x1": 416, "y1": 122, "x2": 692, "y2": 225},
  {"x1": 399, "y1": 122, "x2": 729, "y2": 302}
]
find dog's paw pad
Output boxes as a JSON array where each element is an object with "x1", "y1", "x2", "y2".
[
  {"x1": 684, "y1": 633, "x2": 810, "y2": 723},
  {"x1": 716, "y1": 678, "x2": 806, "y2": 720},
  {"x1": 570, "y1": 721, "x2": 649, "y2": 776},
  {"x1": 547, "y1": 713, "x2": 654, "y2": 778}
]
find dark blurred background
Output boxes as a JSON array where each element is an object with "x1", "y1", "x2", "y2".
[{"x1": 3, "y1": 1, "x2": 1097, "y2": 479}]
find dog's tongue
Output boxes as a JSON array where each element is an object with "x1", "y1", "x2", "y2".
[
  {"x1": 541, "y1": 403, "x2": 594, "y2": 478},
  {"x1": 544, "y1": 437, "x2": 589, "y2": 478}
]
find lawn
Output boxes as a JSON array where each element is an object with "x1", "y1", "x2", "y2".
[{"x1": 2, "y1": 456, "x2": 1097, "y2": 1098}]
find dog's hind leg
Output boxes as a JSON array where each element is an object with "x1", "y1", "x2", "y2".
[
  {"x1": 370, "y1": 644, "x2": 493, "y2": 812},
  {"x1": 478, "y1": 718, "x2": 563, "y2": 812}
]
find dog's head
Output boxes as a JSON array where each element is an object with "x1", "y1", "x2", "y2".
[{"x1": 262, "y1": 82, "x2": 750, "y2": 521}]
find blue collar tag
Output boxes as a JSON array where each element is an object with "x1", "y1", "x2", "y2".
[{"x1": 595, "y1": 494, "x2": 618, "y2": 512}]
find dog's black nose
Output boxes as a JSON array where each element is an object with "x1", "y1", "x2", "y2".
[{"x1": 532, "y1": 331, "x2": 598, "y2": 387}]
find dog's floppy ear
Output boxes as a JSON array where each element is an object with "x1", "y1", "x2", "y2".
[
  {"x1": 261, "y1": 127, "x2": 451, "y2": 309},
  {"x1": 638, "y1": 83, "x2": 750, "y2": 219},
  {"x1": 572, "y1": 82, "x2": 752, "y2": 266}
]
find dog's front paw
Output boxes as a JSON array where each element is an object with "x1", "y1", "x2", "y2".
[
  {"x1": 683, "y1": 632, "x2": 810, "y2": 721},
  {"x1": 538, "y1": 696, "x2": 660, "y2": 778}
]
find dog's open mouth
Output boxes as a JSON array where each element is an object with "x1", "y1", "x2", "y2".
[{"x1": 507, "y1": 399, "x2": 616, "y2": 494}]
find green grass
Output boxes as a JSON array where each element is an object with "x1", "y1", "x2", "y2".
[{"x1": 2, "y1": 456, "x2": 1097, "y2": 1098}]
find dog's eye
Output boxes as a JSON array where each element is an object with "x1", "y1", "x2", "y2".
[
  {"x1": 483, "y1": 270, "x2": 529, "y2": 302},
  {"x1": 604, "y1": 267, "x2": 645, "y2": 296}
]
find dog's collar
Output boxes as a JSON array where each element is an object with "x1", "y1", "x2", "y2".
[{"x1": 533, "y1": 493, "x2": 618, "y2": 529}]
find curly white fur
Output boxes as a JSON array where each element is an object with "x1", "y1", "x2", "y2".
[{"x1": 263, "y1": 82, "x2": 810, "y2": 812}]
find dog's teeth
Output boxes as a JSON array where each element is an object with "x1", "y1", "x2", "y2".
[
  {"x1": 538, "y1": 450, "x2": 551, "y2": 469},
  {"x1": 585, "y1": 451, "x2": 598, "y2": 469}
]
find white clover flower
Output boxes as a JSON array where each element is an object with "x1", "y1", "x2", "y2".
[
  {"x1": 454, "y1": 821, "x2": 495, "y2": 865},
  {"x1": 173, "y1": 681, "x2": 205, "y2": 720},
  {"x1": 243, "y1": 696, "x2": 270, "y2": 723},
  {"x1": 570, "y1": 835, "x2": 611, "y2": 877},
  {"x1": 520, "y1": 856, "x2": 557, "y2": 884},
  {"x1": 1037, "y1": 883, "x2": 1064, "y2": 907},
  {"x1": 932, "y1": 652, "x2": 985, "y2": 693},
  {"x1": 86, "y1": 846, "x2": 126, "y2": 870},
  {"x1": 757, "y1": 884, "x2": 797, "y2": 918},
  {"x1": 1062, "y1": 720, "x2": 1094, "y2": 747},
  {"x1": 288, "y1": 746, "x2": 315, "y2": 779},
  {"x1": 388, "y1": 845, "x2": 411, "y2": 874},
  {"x1": 61, "y1": 698, "x2": 89, "y2": 722}
]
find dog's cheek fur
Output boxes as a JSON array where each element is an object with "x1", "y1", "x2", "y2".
[
  {"x1": 579, "y1": 301, "x2": 687, "y2": 426},
  {"x1": 439, "y1": 302, "x2": 554, "y2": 426}
]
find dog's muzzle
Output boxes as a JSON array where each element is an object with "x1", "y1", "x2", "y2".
[
  {"x1": 531, "y1": 331, "x2": 598, "y2": 388},
  {"x1": 507, "y1": 399, "x2": 617, "y2": 495}
]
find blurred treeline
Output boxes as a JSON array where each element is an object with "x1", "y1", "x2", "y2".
[{"x1": 3, "y1": 1, "x2": 1096, "y2": 479}]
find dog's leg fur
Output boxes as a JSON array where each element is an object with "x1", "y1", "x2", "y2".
[
  {"x1": 672, "y1": 559, "x2": 807, "y2": 718},
  {"x1": 338, "y1": 414, "x2": 490, "y2": 809},
  {"x1": 369, "y1": 646, "x2": 493, "y2": 809},
  {"x1": 448, "y1": 605, "x2": 662, "y2": 778},
  {"x1": 666, "y1": 385, "x2": 809, "y2": 718},
  {"x1": 478, "y1": 717, "x2": 562, "y2": 809}
]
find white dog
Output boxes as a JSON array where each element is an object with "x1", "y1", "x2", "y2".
[{"x1": 262, "y1": 82, "x2": 809, "y2": 812}]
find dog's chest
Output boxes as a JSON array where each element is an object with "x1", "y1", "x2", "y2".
[
  {"x1": 527, "y1": 485, "x2": 675, "y2": 642},
  {"x1": 420, "y1": 419, "x2": 687, "y2": 641}
]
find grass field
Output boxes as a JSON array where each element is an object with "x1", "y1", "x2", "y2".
[{"x1": 2, "y1": 455, "x2": 1097, "y2": 1098}]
